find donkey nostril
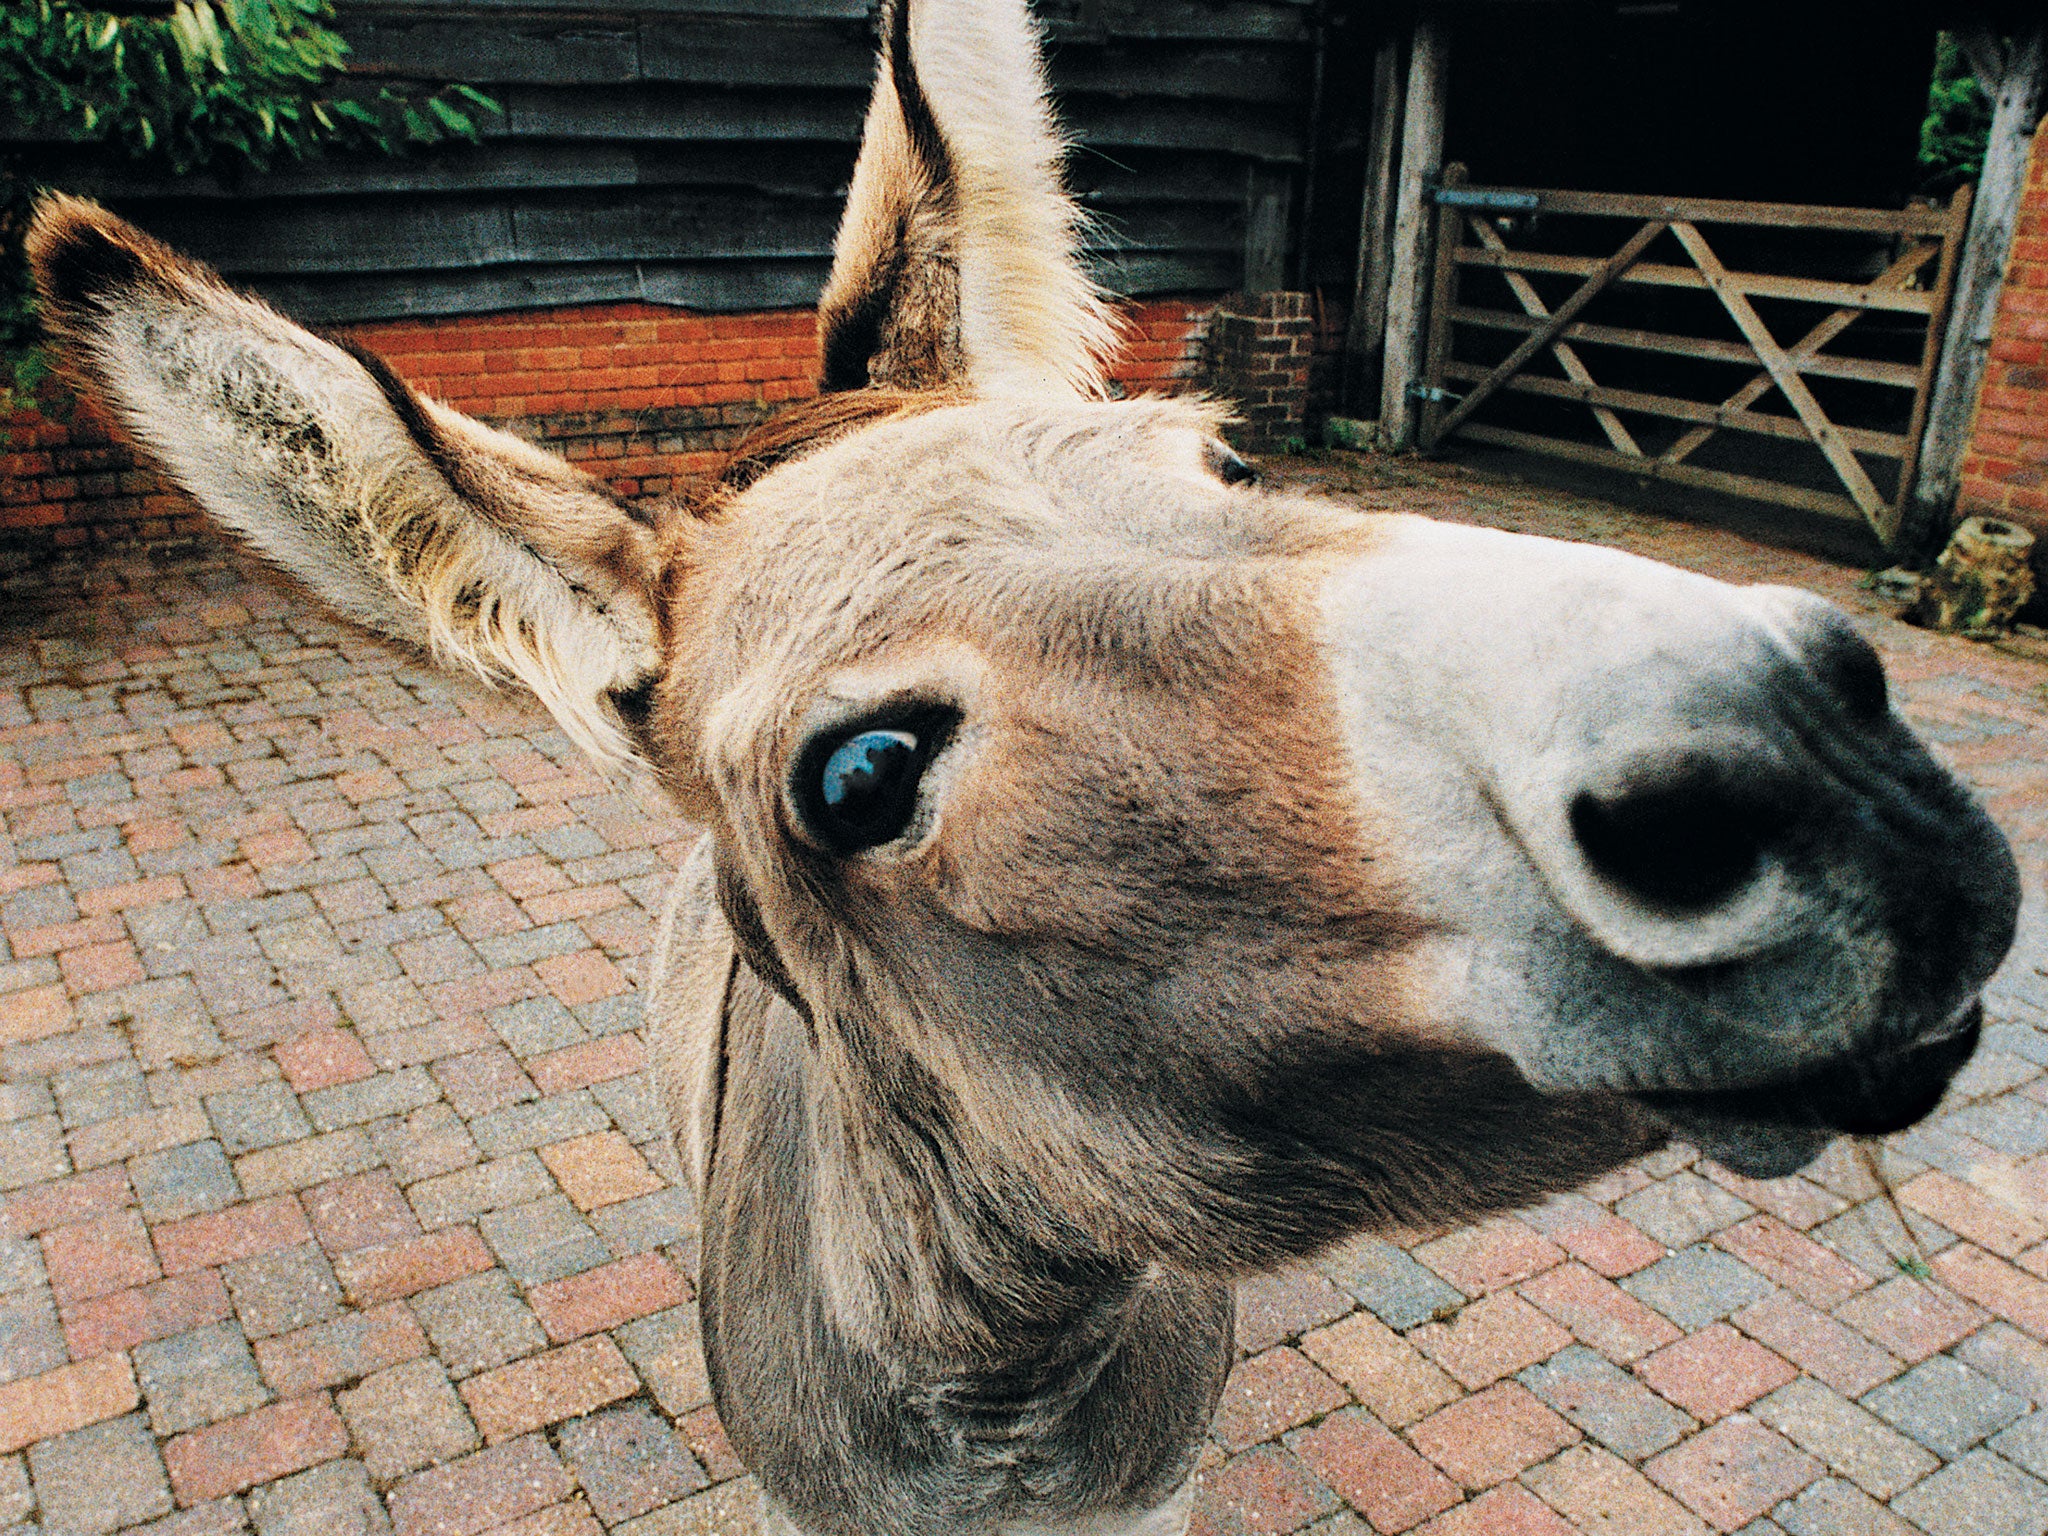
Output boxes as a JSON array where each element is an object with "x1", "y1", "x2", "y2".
[{"x1": 1570, "y1": 750, "x2": 1791, "y2": 912}]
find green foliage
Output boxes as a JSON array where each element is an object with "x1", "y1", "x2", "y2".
[
  {"x1": 1, "y1": 0, "x2": 499, "y2": 417},
  {"x1": 1919, "y1": 31, "x2": 1993, "y2": 196}
]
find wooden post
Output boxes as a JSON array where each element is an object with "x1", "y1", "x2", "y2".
[
  {"x1": 1378, "y1": 8, "x2": 1450, "y2": 450},
  {"x1": 1342, "y1": 34, "x2": 1403, "y2": 414},
  {"x1": 1894, "y1": 186, "x2": 1972, "y2": 547},
  {"x1": 1911, "y1": 20, "x2": 2047, "y2": 544},
  {"x1": 1244, "y1": 165, "x2": 1293, "y2": 294},
  {"x1": 1418, "y1": 163, "x2": 1466, "y2": 449}
]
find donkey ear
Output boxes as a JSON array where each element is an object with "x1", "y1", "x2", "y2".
[
  {"x1": 28, "y1": 195, "x2": 664, "y2": 772},
  {"x1": 817, "y1": 0, "x2": 1116, "y2": 399}
]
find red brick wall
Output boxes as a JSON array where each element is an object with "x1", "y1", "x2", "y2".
[
  {"x1": 0, "y1": 296, "x2": 1212, "y2": 560},
  {"x1": 1958, "y1": 117, "x2": 2048, "y2": 555}
]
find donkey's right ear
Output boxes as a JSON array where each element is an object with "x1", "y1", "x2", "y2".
[
  {"x1": 816, "y1": 0, "x2": 1116, "y2": 400},
  {"x1": 29, "y1": 195, "x2": 665, "y2": 773}
]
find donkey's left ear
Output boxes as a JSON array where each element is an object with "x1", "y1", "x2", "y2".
[
  {"x1": 29, "y1": 195, "x2": 664, "y2": 773},
  {"x1": 816, "y1": 0, "x2": 1117, "y2": 399}
]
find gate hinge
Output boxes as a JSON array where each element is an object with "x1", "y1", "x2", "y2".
[{"x1": 1409, "y1": 385, "x2": 1462, "y2": 403}]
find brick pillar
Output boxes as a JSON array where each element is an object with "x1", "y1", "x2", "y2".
[
  {"x1": 1198, "y1": 292, "x2": 1313, "y2": 456},
  {"x1": 1958, "y1": 114, "x2": 2048, "y2": 614}
]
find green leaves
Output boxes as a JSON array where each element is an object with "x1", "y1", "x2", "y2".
[
  {"x1": 0, "y1": 1, "x2": 502, "y2": 419},
  {"x1": 1, "y1": 1, "x2": 500, "y2": 178},
  {"x1": 1920, "y1": 32, "x2": 1993, "y2": 195}
]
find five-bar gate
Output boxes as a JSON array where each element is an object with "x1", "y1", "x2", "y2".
[{"x1": 1417, "y1": 169, "x2": 1973, "y2": 547}]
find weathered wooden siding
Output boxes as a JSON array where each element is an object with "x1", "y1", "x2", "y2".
[{"x1": 29, "y1": 0, "x2": 1314, "y2": 322}]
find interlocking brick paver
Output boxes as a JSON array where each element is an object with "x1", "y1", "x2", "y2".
[
  {"x1": 476, "y1": 1502, "x2": 600, "y2": 1536},
  {"x1": 410, "y1": 1270, "x2": 549, "y2": 1380},
  {"x1": 135, "y1": 1323, "x2": 270, "y2": 1435},
  {"x1": 155, "y1": 1197, "x2": 310, "y2": 1277},
  {"x1": 1316, "y1": 1235, "x2": 1464, "y2": 1329},
  {"x1": 43, "y1": 1207, "x2": 159, "y2": 1304},
  {"x1": 1411, "y1": 1292, "x2": 1572, "y2": 1390},
  {"x1": 1521, "y1": 1346, "x2": 1694, "y2": 1462},
  {"x1": 0, "y1": 1350, "x2": 140, "y2": 1451},
  {"x1": 222, "y1": 1242, "x2": 344, "y2": 1341},
  {"x1": 457, "y1": 1336, "x2": 638, "y2": 1443},
  {"x1": 1633, "y1": 1325, "x2": 1798, "y2": 1422},
  {"x1": 162, "y1": 1394, "x2": 350, "y2": 1505},
  {"x1": 1409, "y1": 1382, "x2": 1578, "y2": 1489},
  {"x1": 524, "y1": 1037, "x2": 641, "y2": 1099},
  {"x1": 1934, "y1": 1244, "x2": 2048, "y2": 1343},
  {"x1": 1900, "y1": 1170, "x2": 2048, "y2": 1259},
  {"x1": 131, "y1": 1142, "x2": 241, "y2": 1223},
  {"x1": 1961, "y1": 1321, "x2": 2048, "y2": 1408},
  {"x1": 1520, "y1": 1262, "x2": 1682, "y2": 1364},
  {"x1": 431, "y1": 1048, "x2": 538, "y2": 1121},
  {"x1": 1728, "y1": 1293, "x2": 1902, "y2": 1398},
  {"x1": 1708, "y1": 1218, "x2": 1868, "y2": 1310},
  {"x1": 1769, "y1": 1477, "x2": 1918, "y2": 1536},
  {"x1": 28, "y1": 1412, "x2": 173, "y2": 1534},
  {"x1": 332, "y1": 1226, "x2": 495, "y2": 1306},
  {"x1": 670, "y1": 1404, "x2": 743, "y2": 1488},
  {"x1": 373, "y1": 1105, "x2": 482, "y2": 1185},
  {"x1": 586, "y1": 1187, "x2": 692, "y2": 1261},
  {"x1": 1643, "y1": 1418, "x2": 1822, "y2": 1534},
  {"x1": 612, "y1": 1306, "x2": 707, "y2": 1419},
  {"x1": 246, "y1": 1459, "x2": 391, "y2": 1536},
  {"x1": 535, "y1": 1133, "x2": 661, "y2": 1213},
  {"x1": 526, "y1": 1251, "x2": 690, "y2": 1344},
  {"x1": 556, "y1": 1405, "x2": 708, "y2": 1525},
  {"x1": 1299, "y1": 1309, "x2": 1460, "y2": 1428},
  {"x1": 1999, "y1": 1408, "x2": 2048, "y2": 1484},
  {"x1": 385, "y1": 1434, "x2": 574, "y2": 1536},
  {"x1": 1518, "y1": 1198, "x2": 1666, "y2": 1281},
  {"x1": 236, "y1": 1129, "x2": 384, "y2": 1200},
  {"x1": 1616, "y1": 1175, "x2": 1753, "y2": 1252},
  {"x1": 253, "y1": 1300, "x2": 430, "y2": 1397},
  {"x1": 1235, "y1": 1266, "x2": 1355, "y2": 1354},
  {"x1": 7, "y1": 1162, "x2": 130, "y2": 1234},
  {"x1": 64, "y1": 1270, "x2": 237, "y2": 1358},
  {"x1": 1415, "y1": 1219, "x2": 1565, "y2": 1298},
  {"x1": 1890, "y1": 1448, "x2": 2048, "y2": 1536},
  {"x1": 1836, "y1": 1273, "x2": 1994, "y2": 1363},
  {"x1": 0, "y1": 1454, "x2": 28, "y2": 1527},
  {"x1": 1288, "y1": 1408, "x2": 1458, "y2": 1532},
  {"x1": 478, "y1": 1195, "x2": 610, "y2": 1288},
  {"x1": 1520, "y1": 1444, "x2": 1708, "y2": 1536},
  {"x1": 203, "y1": 1085, "x2": 313, "y2": 1159},
  {"x1": 1620, "y1": 1247, "x2": 1776, "y2": 1331},
  {"x1": 1749, "y1": 1377, "x2": 1938, "y2": 1499},
  {"x1": 336, "y1": 1358, "x2": 479, "y2": 1480},
  {"x1": 302, "y1": 1170, "x2": 419, "y2": 1255},
  {"x1": 1862, "y1": 1353, "x2": 2031, "y2": 1459},
  {"x1": 1212, "y1": 1347, "x2": 1349, "y2": 1452}
]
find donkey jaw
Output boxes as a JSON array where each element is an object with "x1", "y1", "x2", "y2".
[
  {"x1": 1628, "y1": 1000, "x2": 1985, "y2": 1176},
  {"x1": 1325, "y1": 517, "x2": 2020, "y2": 1178}
]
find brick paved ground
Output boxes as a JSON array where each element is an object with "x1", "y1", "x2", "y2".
[{"x1": 0, "y1": 453, "x2": 2042, "y2": 1536}]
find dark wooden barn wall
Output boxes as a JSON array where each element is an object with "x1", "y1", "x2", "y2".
[{"x1": 39, "y1": 0, "x2": 1315, "y2": 323}]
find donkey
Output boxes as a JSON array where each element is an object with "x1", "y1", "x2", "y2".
[{"x1": 25, "y1": 0, "x2": 2020, "y2": 1528}]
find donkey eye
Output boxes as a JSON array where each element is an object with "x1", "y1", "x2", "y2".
[{"x1": 802, "y1": 726, "x2": 930, "y2": 853}]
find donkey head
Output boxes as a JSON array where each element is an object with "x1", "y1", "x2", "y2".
[{"x1": 28, "y1": 0, "x2": 2017, "y2": 1299}]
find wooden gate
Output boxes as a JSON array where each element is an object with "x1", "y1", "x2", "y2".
[{"x1": 1416, "y1": 170, "x2": 1972, "y2": 547}]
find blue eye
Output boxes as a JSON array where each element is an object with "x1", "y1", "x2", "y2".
[{"x1": 800, "y1": 723, "x2": 936, "y2": 853}]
